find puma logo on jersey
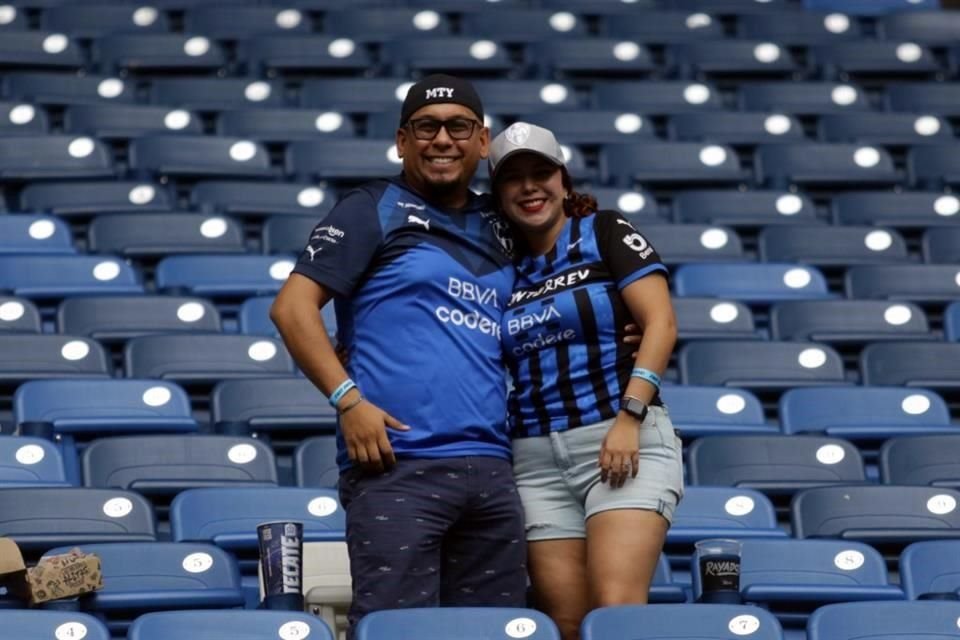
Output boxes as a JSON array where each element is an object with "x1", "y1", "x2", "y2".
[
  {"x1": 305, "y1": 245, "x2": 322, "y2": 261},
  {"x1": 408, "y1": 214, "x2": 430, "y2": 231}
]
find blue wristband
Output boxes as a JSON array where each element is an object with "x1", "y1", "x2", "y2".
[
  {"x1": 631, "y1": 367, "x2": 661, "y2": 390},
  {"x1": 329, "y1": 379, "x2": 357, "y2": 407}
]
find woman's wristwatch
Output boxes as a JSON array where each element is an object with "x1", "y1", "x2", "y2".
[{"x1": 621, "y1": 395, "x2": 649, "y2": 422}]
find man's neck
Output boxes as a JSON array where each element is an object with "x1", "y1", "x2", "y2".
[{"x1": 400, "y1": 174, "x2": 471, "y2": 211}]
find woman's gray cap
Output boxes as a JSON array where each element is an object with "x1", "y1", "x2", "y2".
[{"x1": 488, "y1": 122, "x2": 566, "y2": 182}]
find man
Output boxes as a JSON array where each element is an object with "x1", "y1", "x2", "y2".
[{"x1": 270, "y1": 75, "x2": 525, "y2": 634}]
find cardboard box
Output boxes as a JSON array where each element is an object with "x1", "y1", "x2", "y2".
[{"x1": 0, "y1": 538, "x2": 102, "y2": 604}]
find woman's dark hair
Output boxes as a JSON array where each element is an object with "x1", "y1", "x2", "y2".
[{"x1": 561, "y1": 168, "x2": 598, "y2": 218}]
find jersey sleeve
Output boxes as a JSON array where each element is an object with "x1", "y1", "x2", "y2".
[
  {"x1": 593, "y1": 210, "x2": 669, "y2": 290},
  {"x1": 290, "y1": 188, "x2": 384, "y2": 297}
]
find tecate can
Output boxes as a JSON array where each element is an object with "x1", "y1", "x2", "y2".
[{"x1": 258, "y1": 521, "x2": 303, "y2": 597}]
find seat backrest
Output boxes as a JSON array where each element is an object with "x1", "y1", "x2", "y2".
[
  {"x1": 0, "y1": 611, "x2": 111, "y2": 640},
  {"x1": 42, "y1": 4, "x2": 170, "y2": 38},
  {"x1": 324, "y1": 8, "x2": 451, "y2": 40},
  {"x1": 601, "y1": 143, "x2": 742, "y2": 186},
  {"x1": 945, "y1": 301, "x2": 960, "y2": 342},
  {"x1": 191, "y1": 181, "x2": 334, "y2": 219},
  {"x1": 128, "y1": 135, "x2": 271, "y2": 177},
  {"x1": 582, "y1": 603, "x2": 784, "y2": 640},
  {"x1": 262, "y1": 215, "x2": 319, "y2": 255},
  {"x1": 57, "y1": 295, "x2": 222, "y2": 341},
  {"x1": 19, "y1": 180, "x2": 172, "y2": 216},
  {"x1": 738, "y1": 11, "x2": 862, "y2": 43},
  {"x1": 681, "y1": 340, "x2": 846, "y2": 390},
  {"x1": 881, "y1": 435, "x2": 960, "y2": 487},
  {"x1": 64, "y1": 104, "x2": 204, "y2": 139},
  {"x1": 673, "y1": 190, "x2": 817, "y2": 226},
  {"x1": 95, "y1": 34, "x2": 226, "y2": 71},
  {"x1": 0, "y1": 297, "x2": 41, "y2": 333},
  {"x1": 759, "y1": 225, "x2": 908, "y2": 265},
  {"x1": 287, "y1": 139, "x2": 402, "y2": 180},
  {"x1": 640, "y1": 224, "x2": 743, "y2": 264},
  {"x1": 887, "y1": 82, "x2": 960, "y2": 115},
  {"x1": 184, "y1": 5, "x2": 312, "y2": 38},
  {"x1": 155, "y1": 254, "x2": 294, "y2": 297},
  {"x1": 211, "y1": 377, "x2": 337, "y2": 433},
  {"x1": 0, "y1": 215, "x2": 73, "y2": 255},
  {"x1": 88, "y1": 213, "x2": 244, "y2": 257},
  {"x1": 472, "y1": 79, "x2": 578, "y2": 113},
  {"x1": 124, "y1": 334, "x2": 295, "y2": 382},
  {"x1": 4, "y1": 72, "x2": 136, "y2": 106},
  {"x1": 659, "y1": 385, "x2": 770, "y2": 437},
  {"x1": 675, "y1": 263, "x2": 831, "y2": 302},
  {"x1": 295, "y1": 436, "x2": 339, "y2": 488},
  {"x1": 128, "y1": 610, "x2": 333, "y2": 640},
  {"x1": 0, "y1": 436, "x2": 67, "y2": 486},
  {"x1": 740, "y1": 82, "x2": 870, "y2": 113},
  {"x1": 670, "y1": 486, "x2": 784, "y2": 543},
  {"x1": 861, "y1": 342, "x2": 960, "y2": 388},
  {"x1": 923, "y1": 227, "x2": 960, "y2": 264},
  {"x1": 151, "y1": 77, "x2": 285, "y2": 110},
  {"x1": 0, "y1": 335, "x2": 111, "y2": 383},
  {"x1": 755, "y1": 143, "x2": 898, "y2": 187},
  {"x1": 356, "y1": 608, "x2": 561, "y2": 640},
  {"x1": 899, "y1": 540, "x2": 960, "y2": 599},
  {"x1": 831, "y1": 191, "x2": 960, "y2": 228},
  {"x1": 673, "y1": 298, "x2": 757, "y2": 341},
  {"x1": 594, "y1": 80, "x2": 723, "y2": 112},
  {"x1": 463, "y1": 9, "x2": 589, "y2": 42},
  {"x1": 0, "y1": 135, "x2": 113, "y2": 179},
  {"x1": 847, "y1": 265, "x2": 960, "y2": 302},
  {"x1": 669, "y1": 112, "x2": 805, "y2": 145},
  {"x1": 909, "y1": 144, "x2": 960, "y2": 189},
  {"x1": 770, "y1": 300, "x2": 930, "y2": 343},
  {"x1": 807, "y1": 601, "x2": 960, "y2": 640},
  {"x1": 819, "y1": 112, "x2": 953, "y2": 145},
  {"x1": 0, "y1": 255, "x2": 142, "y2": 299}
]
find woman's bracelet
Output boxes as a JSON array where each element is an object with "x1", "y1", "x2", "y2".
[
  {"x1": 338, "y1": 394, "x2": 365, "y2": 415},
  {"x1": 631, "y1": 367, "x2": 661, "y2": 390},
  {"x1": 328, "y1": 378, "x2": 357, "y2": 407}
]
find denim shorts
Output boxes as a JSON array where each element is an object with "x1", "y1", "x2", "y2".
[{"x1": 511, "y1": 405, "x2": 684, "y2": 541}]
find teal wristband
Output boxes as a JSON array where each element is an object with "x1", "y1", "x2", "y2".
[
  {"x1": 329, "y1": 379, "x2": 356, "y2": 407},
  {"x1": 631, "y1": 367, "x2": 661, "y2": 389}
]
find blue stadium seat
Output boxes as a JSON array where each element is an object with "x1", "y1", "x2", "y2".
[
  {"x1": 0, "y1": 102, "x2": 49, "y2": 135},
  {"x1": 155, "y1": 255, "x2": 294, "y2": 298},
  {"x1": 671, "y1": 0, "x2": 799, "y2": 10},
  {"x1": 83, "y1": 435, "x2": 278, "y2": 494},
  {"x1": 811, "y1": 41, "x2": 939, "y2": 76},
  {"x1": 668, "y1": 41, "x2": 799, "y2": 77},
  {"x1": 583, "y1": 604, "x2": 784, "y2": 640},
  {"x1": 809, "y1": 601, "x2": 960, "y2": 640},
  {"x1": 592, "y1": 188, "x2": 662, "y2": 220},
  {"x1": 946, "y1": 301, "x2": 960, "y2": 342},
  {"x1": 660, "y1": 385, "x2": 774, "y2": 436},
  {"x1": 759, "y1": 226, "x2": 909, "y2": 265},
  {"x1": 641, "y1": 224, "x2": 744, "y2": 264},
  {"x1": 674, "y1": 263, "x2": 831, "y2": 302},
  {"x1": 689, "y1": 435, "x2": 865, "y2": 492},
  {"x1": 882, "y1": 435, "x2": 960, "y2": 488},
  {"x1": 183, "y1": 5, "x2": 312, "y2": 38},
  {"x1": 740, "y1": 82, "x2": 871, "y2": 114},
  {"x1": 0, "y1": 135, "x2": 113, "y2": 180},
  {"x1": 594, "y1": 81, "x2": 723, "y2": 112},
  {"x1": 0, "y1": 215, "x2": 73, "y2": 255},
  {"x1": 3, "y1": 72, "x2": 135, "y2": 105},
  {"x1": 129, "y1": 611, "x2": 333, "y2": 640},
  {"x1": 831, "y1": 191, "x2": 960, "y2": 228},
  {"x1": 680, "y1": 340, "x2": 845, "y2": 389},
  {"x1": 861, "y1": 342, "x2": 960, "y2": 389},
  {"x1": 879, "y1": 11, "x2": 960, "y2": 44},
  {"x1": 95, "y1": 34, "x2": 226, "y2": 72},
  {"x1": 781, "y1": 386, "x2": 953, "y2": 439},
  {"x1": 58, "y1": 296, "x2": 222, "y2": 342},
  {"x1": 669, "y1": 112, "x2": 805, "y2": 145},
  {"x1": 804, "y1": 0, "x2": 940, "y2": 14},
  {"x1": 0, "y1": 4, "x2": 27, "y2": 30},
  {"x1": 89, "y1": 214, "x2": 244, "y2": 257},
  {"x1": 673, "y1": 190, "x2": 817, "y2": 226},
  {"x1": 673, "y1": 298, "x2": 758, "y2": 341},
  {"x1": 602, "y1": 10, "x2": 725, "y2": 41},
  {"x1": 150, "y1": 78, "x2": 285, "y2": 110},
  {"x1": 324, "y1": 8, "x2": 451, "y2": 40},
  {"x1": 41, "y1": 4, "x2": 170, "y2": 37},
  {"x1": 129, "y1": 136, "x2": 272, "y2": 178},
  {"x1": 238, "y1": 295, "x2": 337, "y2": 342},
  {"x1": 519, "y1": 110, "x2": 655, "y2": 144},
  {"x1": 191, "y1": 181, "x2": 335, "y2": 219},
  {"x1": 900, "y1": 540, "x2": 960, "y2": 599},
  {"x1": 530, "y1": 39, "x2": 656, "y2": 77},
  {"x1": 356, "y1": 608, "x2": 559, "y2": 640},
  {"x1": 771, "y1": 300, "x2": 931, "y2": 344},
  {"x1": 218, "y1": 108, "x2": 356, "y2": 142},
  {"x1": 846, "y1": 265, "x2": 960, "y2": 302},
  {"x1": 262, "y1": 216, "x2": 317, "y2": 255},
  {"x1": 125, "y1": 335, "x2": 295, "y2": 382},
  {"x1": 241, "y1": 36, "x2": 372, "y2": 74},
  {"x1": 472, "y1": 80, "x2": 579, "y2": 113},
  {"x1": 463, "y1": 9, "x2": 589, "y2": 42},
  {"x1": 819, "y1": 113, "x2": 953, "y2": 145},
  {"x1": 287, "y1": 139, "x2": 401, "y2": 180},
  {"x1": 0, "y1": 335, "x2": 111, "y2": 382},
  {"x1": 754, "y1": 144, "x2": 898, "y2": 188},
  {"x1": 738, "y1": 11, "x2": 862, "y2": 43},
  {"x1": 0, "y1": 487, "x2": 156, "y2": 553},
  {"x1": 0, "y1": 32, "x2": 83, "y2": 70},
  {"x1": 14, "y1": 379, "x2": 198, "y2": 436},
  {"x1": 0, "y1": 255, "x2": 142, "y2": 298},
  {"x1": 171, "y1": 487, "x2": 346, "y2": 547},
  {"x1": 20, "y1": 180, "x2": 173, "y2": 217},
  {"x1": 887, "y1": 82, "x2": 960, "y2": 116},
  {"x1": 0, "y1": 436, "x2": 67, "y2": 487},
  {"x1": 792, "y1": 485, "x2": 960, "y2": 542},
  {"x1": 211, "y1": 377, "x2": 337, "y2": 435},
  {"x1": 300, "y1": 78, "x2": 411, "y2": 113},
  {"x1": 693, "y1": 539, "x2": 902, "y2": 614},
  {"x1": 0, "y1": 297, "x2": 41, "y2": 333},
  {"x1": 40, "y1": 542, "x2": 242, "y2": 633},
  {"x1": 910, "y1": 145, "x2": 960, "y2": 189},
  {"x1": 0, "y1": 611, "x2": 110, "y2": 640},
  {"x1": 670, "y1": 486, "x2": 786, "y2": 546},
  {"x1": 923, "y1": 227, "x2": 960, "y2": 264},
  {"x1": 601, "y1": 143, "x2": 743, "y2": 186},
  {"x1": 382, "y1": 38, "x2": 513, "y2": 76},
  {"x1": 64, "y1": 104, "x2": 203, "y2": 139},
  {"x1": 295, "y1": 435, "x2": 339, "y2": 489}
]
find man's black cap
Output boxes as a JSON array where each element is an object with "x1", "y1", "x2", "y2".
[{"x1": 399, "y1": 74, "x2": 484, "y2": 127}]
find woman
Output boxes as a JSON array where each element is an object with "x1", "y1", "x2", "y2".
[{"x1": 490, "y1": 122, "x2": 683, "y2": 640}]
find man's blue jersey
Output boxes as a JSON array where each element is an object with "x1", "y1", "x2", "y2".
[
  {"x1": 502, "y1": 211, "x2": 668, "y2": 437},
  {"x1": 292, "y1": 176, "x2": 515, "y2": 469}
]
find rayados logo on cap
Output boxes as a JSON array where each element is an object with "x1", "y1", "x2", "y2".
[
  {"x1": 425, "y1": 87, "x2": 454, "y2": 99},
  {"x1": 505, "y1": 123, "x2": 531, "y2": 146}
]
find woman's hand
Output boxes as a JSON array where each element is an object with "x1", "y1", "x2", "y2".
[
  {"x1": 599, "y1": 413, "x2": 641, "y2": 488},
  {"x1": 340, "y1": 399, "x2": 409, "y2": 474}
]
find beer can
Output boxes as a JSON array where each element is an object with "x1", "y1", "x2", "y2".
[{"x1": 258, "y1": 521, "x2": 304, "y2": 599}]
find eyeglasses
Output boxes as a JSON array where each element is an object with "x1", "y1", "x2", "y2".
[{"x1": 406, "y1": 117, "x2": 483, "y2": 141}]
